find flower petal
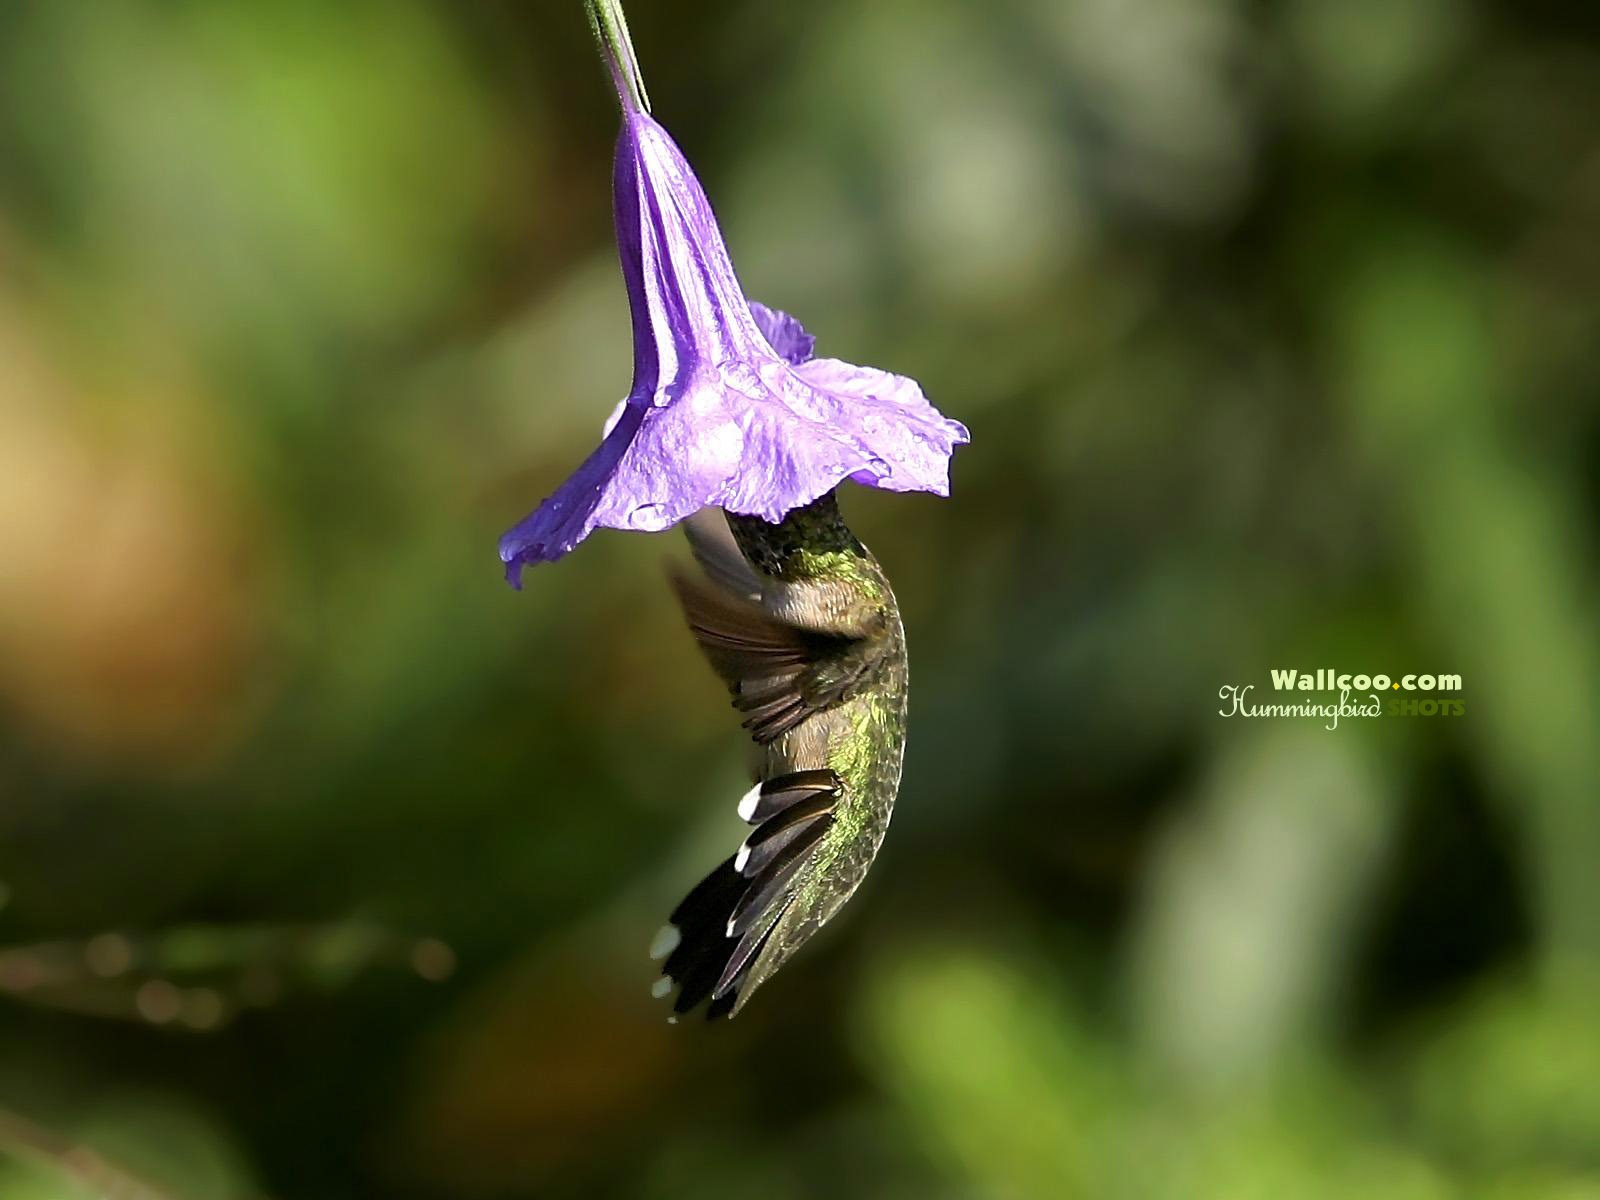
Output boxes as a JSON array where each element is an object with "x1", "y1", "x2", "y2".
[
  {"x1": 498, "y1": 402, "x2": 651, "y2": 584},
  {"x1": 617, "y1": 115, "x2": 771, "y2": 378},
  {"x1": 499, "y1": 352, "x2": 968, "y2": 584},
  {"x1": 784, "y1": 357, "x2": 970, "y2": 496},
  {"x1": 748, "y1": 302, "x2": 816, "y2": 366}
]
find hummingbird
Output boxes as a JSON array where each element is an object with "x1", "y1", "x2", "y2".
[{"x1": 648, "y1": 489, "x2": 909, "y2": 1020}]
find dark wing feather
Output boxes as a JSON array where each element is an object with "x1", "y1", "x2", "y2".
[
  {"x1": 667, "y1": 570, "x2": 812, "y2": 682},
  {"x1": 668, "y1": 569, "x2": 860, "y2": 746},
  {"x1": 681, "y1": 508, "x2": 763, "y2": 601}
]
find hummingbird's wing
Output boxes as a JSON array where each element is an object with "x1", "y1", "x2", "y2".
[
  {"x1": 680, "y1": 508, "x2": 762, "y2": 602},
  {"x1": 667, "y1": 569, "x2": 885, "y2": 744}
]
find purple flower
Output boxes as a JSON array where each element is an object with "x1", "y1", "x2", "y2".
[{"x1": 499, "y1": 1, "x2": 968, "y2": 586}]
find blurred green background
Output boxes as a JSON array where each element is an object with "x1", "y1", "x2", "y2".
[{"x1": 1, "y1": 0, "x2": 1598, "y2": 1196}]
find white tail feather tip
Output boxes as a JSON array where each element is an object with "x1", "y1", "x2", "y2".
[
  {"x1": 649, "y1": 924, "x2": 680, "y2": 961},
  {"x1": 650, "y1": 976, "x2": 673, "y2": 999},
  {"x1": 737, "y1": 782, "x2": 762, "y2": 821}
]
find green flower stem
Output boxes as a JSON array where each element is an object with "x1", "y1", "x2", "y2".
[{"x1": 587, "y1": 0, "x2": 651, "y2": 114}]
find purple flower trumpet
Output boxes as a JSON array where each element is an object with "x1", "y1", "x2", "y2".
[{"x1": 498, "y1": 0, "x2": 968, "y2": 585}]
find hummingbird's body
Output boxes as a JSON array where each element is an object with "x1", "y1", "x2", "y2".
[{"x1": 652, "y1": 491, "x2": 908, "y2": 1019}]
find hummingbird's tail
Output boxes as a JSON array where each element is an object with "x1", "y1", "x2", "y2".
[
  {"x1": 649, "y1": 770, "x2": 842, "y2": 1020},
  {"x1": 648, "y1": 855, "x2": 752, "y2": 1020}
]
